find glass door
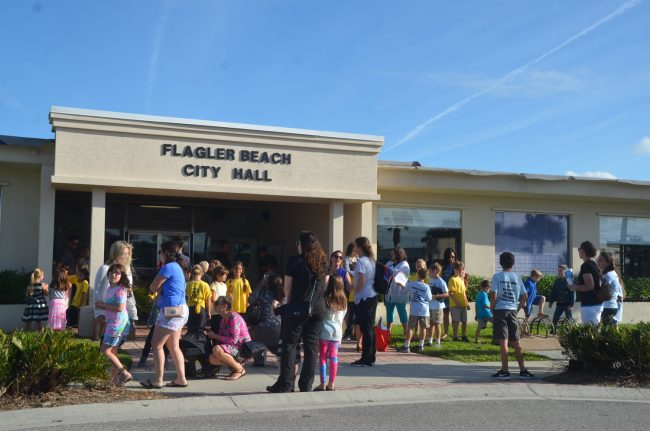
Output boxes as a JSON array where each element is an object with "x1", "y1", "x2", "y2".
[{"x1": 128, "y1": 231, "x2": 192, "y2": 271}]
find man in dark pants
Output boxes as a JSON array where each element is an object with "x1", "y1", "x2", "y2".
[
  {"x1": 355, "y1": 296, "x2": 378, "y2": 365},
  {"x1": 271, "y1": 314, "x2": 324, "y2": 392}
]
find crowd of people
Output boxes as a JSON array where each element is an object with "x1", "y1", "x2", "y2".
[{"x1": 20, "y1": 231, "x2": 626, "y2": 389}]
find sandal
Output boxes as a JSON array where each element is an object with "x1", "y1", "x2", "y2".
[
  {"x1": 139, "y1": 379, "x2": 163, "y2": 389},
  {"x1": 226, "y1": 368, "x2": 246, "y2": 381},
  {"x1": 165, "y1": 380, "x2": 189, "y2": 388}
]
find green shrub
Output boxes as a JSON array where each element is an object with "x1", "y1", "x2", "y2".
[
  {"x1": 0, "y1": 329, "x2": 108, "y2": 395},
  {"x1": 133, "y1": 286, "x2": 153, "y2": 323},
  {"x1": 624, "y1": 278, "x2": 650, "y2": 302},
  {"x1": 558, "y1": 322, "x2": 650, "y2": 377},
  {"x1": 0, "y1": 270, "x2": 31, "y2": 305}
]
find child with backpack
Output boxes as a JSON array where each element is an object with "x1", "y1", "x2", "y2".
[{"x1": 315, "y1": 275, "x2": 348, "y2": 391}]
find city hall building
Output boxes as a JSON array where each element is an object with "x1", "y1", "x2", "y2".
[{"x1": 2, "y1": 106, "x2": 650, "y2": 286}]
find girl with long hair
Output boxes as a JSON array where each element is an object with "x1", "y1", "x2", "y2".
[
  {"x1": 48, "y1": 269, "x2": 70, "y2": 330},
  {"x1": 315, "y1": 275, "x2": 347, "y2": 391},
  {"x1": 598, "y1": 251, "x2": 625, "y2": 325},
  {"x1": 226, "y1": 261, "x2": 252, "y2": 313},
  {"x1": 22, "y1": 268, "x2": 49, "y2": 330}
]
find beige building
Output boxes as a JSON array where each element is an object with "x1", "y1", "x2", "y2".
[{"x1": 1, "y1": 107, "x2": 650, "y2": 287}]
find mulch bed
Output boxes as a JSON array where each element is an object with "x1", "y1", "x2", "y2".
[
  {"x1": 0, "y1": 386, "x2": 167, "y2": 412},
  {"x1": 544, "y1": 371, "x2": 650, "y2": 388}
]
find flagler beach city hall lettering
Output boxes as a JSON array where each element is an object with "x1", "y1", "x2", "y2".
[{"x1": 160, "y1": 143, "x2": 292, "y2": 182}]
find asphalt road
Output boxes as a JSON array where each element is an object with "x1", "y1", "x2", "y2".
[{"x1": 27, "y1": 399, "x2": 650, "y2": 431}]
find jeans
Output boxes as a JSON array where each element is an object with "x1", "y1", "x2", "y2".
[
  {"x1": 601, "y1": 308, "x2": 618, "y2": 325},
  {"x1": 385, "y1": 302, "x2": 407, "y2": 325},
  {"x1": 552, "y1": 304, "x2": 574, "y2": 327},
  {"x1": 356, "y1": 296, "x2": 378, "y2": 364},
  {"x1": 273, "y1": 313, "x2": 324, "y2": 392}
]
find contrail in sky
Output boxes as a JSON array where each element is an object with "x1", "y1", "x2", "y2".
[
  {"x1": 385, "y1": 0, "x2": 642, "y2": 152},
  {"x1": 145, "y1": 0, "x2": 172, "y2": 113}
]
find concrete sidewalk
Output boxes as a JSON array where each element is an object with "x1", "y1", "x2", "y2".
[{"x1": 123, "y1": 336, "x2": 564, "y2": 397}]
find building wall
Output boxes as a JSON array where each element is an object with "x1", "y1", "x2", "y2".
[
  {"x1": 378, "y1": 189, "x2": 650, "y2": 277},
  {"x1": 0, "y1": 163, "x2": 41, "y2": 271}
]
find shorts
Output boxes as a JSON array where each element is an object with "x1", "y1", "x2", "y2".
[
  {"x1": 493, "y1": 310, "x2": 519, "y2": 341},
  {"x1": 155, "y1": 304, "x2": 189, "y2": 331},
  {"x1": 408, "y1": 315, "x2": 430, "y2": 330},
  {"x1": 103, "y1": 325, "x2": 130, "y2": 347},
  {"x1": 477, "y1": 317, "x2": 493, "y2": 331},
  {"x1": 450, "y1": 307, "x2": 467, "y2": 323},
  {"x1": 429, "y1": 309, "x2": 443, "y2": 325}
]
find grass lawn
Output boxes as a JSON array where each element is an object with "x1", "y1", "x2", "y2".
[{"x1": 388, "y1": 323, "x2": 548, "y2": 363}]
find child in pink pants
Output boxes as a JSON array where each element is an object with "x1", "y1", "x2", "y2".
[{"x1": 315, "y1": 275, "x2": 348, "y2": 391}]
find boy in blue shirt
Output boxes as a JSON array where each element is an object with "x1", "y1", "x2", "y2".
[
  {"x1": 524, "y1": 269, "x2": 547, "y2": 321},
  {"x1": 474, "y1": 279, "x2": 493, "y2": 343},
  {"x1": 398, "y1": 267, "x2": 432, "y2": 353},
  {"x1": 490, "y1": 252, "x2": 534, "y2": 380}
]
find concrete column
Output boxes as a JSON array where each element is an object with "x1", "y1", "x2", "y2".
[
  {"x1": 329, "y1": 200, "x2": 344, "y2": 253},
  {"x1": 37, "y1": 165, "x2": 55, "y2": 280},
  {"x1": 89, "y1": 188, "x2": 106, "y2": 290},
  {"x1": 343, "y1": 201, "x2": 375, "y2": 248}
]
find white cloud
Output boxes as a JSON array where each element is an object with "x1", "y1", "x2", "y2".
[
  {"x1": 566, "y1": 170, "x2": 617, "y2": 180},
  {"x1": 145, "y1": 0, "x2": 172, "y2": 113},
  {"x1": 633, "y1": 136, "x2": 650, "y2": 155}
]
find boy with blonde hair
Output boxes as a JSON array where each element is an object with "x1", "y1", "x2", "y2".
[
  {"x1": 426, "y1": 262, "x2": 449, "y2": 348},
  {"x1": 524, "y1": 269, "x2": 547, "y2": 320}
]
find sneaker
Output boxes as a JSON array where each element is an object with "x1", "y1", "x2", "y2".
[
  {"x1": 414, "y1": 345, "x2": 424, "y2": 352},
  {"x1": 434, "y1": 342, "x2": 441, "y2": 348},
  {"x1": 519, "y1": 369, "x2": 535, "y2": 380},
  {"x1": 453, "y1": 337, "x2": 460, "y2": 342},
  {"x1": 461, "y1": 336, "x2": 470, "y2": 342},
  {"x1": 424, "y1": 340, "x2": 433, "y2": 347},
  {"x1": 350, "y1": 360, "x2": 371, "y2": 367},
  {"x1": 344, "y1": 337, "x2": 351, "y2": 341},
  {"x1": 397, "y1": 346, "x2": 411, "y2": 353},
  {"x1": 491, "y1": 370, "x2": 511, "y2": 380}
]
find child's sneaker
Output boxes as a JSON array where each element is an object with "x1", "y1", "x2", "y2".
[
  {"x1": 519, "y1": 369, "x2": 535, "y2": 380},
  {"x1": 453, "y1": 337, "x2": 460, "y2": 342},
  {"x1": 397, "y1": 346, "x2": 410, "y2": 353},
  {"x1": 434, "y1": 341, "x2": 441, "y2": 348},
  {"x1": 424, "y1": 340, "x2": 433, "y2": 347},
  {"x1": 413, "y1": 345, "x2": 424, "y2": 352},
  {"x1": 461, "y1": 336, "x2": 470, "y2": 342},
  {"x1": 491, "y1": 369, "x2": 511, "y2": 380}
]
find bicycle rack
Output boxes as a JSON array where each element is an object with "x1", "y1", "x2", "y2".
[{"x1": 530, "y1": 316, "x2": 554, "y2": 338}]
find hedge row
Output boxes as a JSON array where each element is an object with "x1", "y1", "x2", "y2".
[
  {"x1": 559, "y1": 322, "x2": 650, "y2": 378},
  {"x1": 0, "y1": 329, "x2": 107, "y2": 396}
]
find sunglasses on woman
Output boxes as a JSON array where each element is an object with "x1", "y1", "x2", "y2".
[{"x1": 332, "y1": 255, "x2": 343, "y2": 260}]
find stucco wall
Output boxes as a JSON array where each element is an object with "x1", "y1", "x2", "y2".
[{"x1": 0, "y1": 164, "x2": 41, "y2": 271}]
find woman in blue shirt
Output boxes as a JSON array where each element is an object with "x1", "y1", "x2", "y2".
[{"x1": 141, "y1": 240, "x2": 189, "y2": 389}]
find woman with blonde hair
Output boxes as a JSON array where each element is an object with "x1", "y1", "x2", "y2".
[{"x1": 92, "y1": 240, "x2": 134, "y2": 340}]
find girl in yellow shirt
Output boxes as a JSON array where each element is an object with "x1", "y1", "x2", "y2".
[
  {"x1": 226, "y1": 261, "x2": 252, "y2": 313},
  {"x1": 186, "y1": 265, "x2": 212, "y2": 331}
]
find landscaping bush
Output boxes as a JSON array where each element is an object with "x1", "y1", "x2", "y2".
[
  {"x1": 0, "y1": 329, "x2": 108, "y2": 396},
  {"x1": 624, "y1": 278, "x2": 650, "y2": 302},
  {"x1": 133, "y1": 286, "x2": 153, "y2": 323},
  {"x1": 558, "y1": 322, "x2": 650, "y2": 378},
  {"x1": 0, "y1": 269, "x2": 30, "y2": 305}
]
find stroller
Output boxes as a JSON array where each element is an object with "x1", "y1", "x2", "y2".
[{"x1": 180, "y1": 315, "x2": 221, "y2": 379}]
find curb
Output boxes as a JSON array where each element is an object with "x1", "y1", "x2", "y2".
[{"x1": 1, "y1": 382, "x2": 650, "y2": 430}]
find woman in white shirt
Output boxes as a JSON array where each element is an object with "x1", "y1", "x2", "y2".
[
  {"x1": 385, "y1": 247, "x2": 410, "y2": 335},
  {"x1": 597, "y1": 251, "x2": 624, "y2": 325},
  {"x1": 351, "y1": 236, "x2": 377, "y2": 367}
]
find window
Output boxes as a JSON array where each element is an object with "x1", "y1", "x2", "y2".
[
  {"x1": 377, "y1": 207, "x2": 461, "y2": 268},
  {"x1": 600, "y1": 216, "x2": 650, "y2": 277},
  {"x1": 495, "y1": 212, "x2": 569, "y2": 275}
]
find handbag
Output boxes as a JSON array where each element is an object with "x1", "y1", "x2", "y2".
[
  {"x1": 278, "y1": 277, "x2": 317, "y2": 318},
  {"x1": 126, "y1": 289, "x2": 139, "y2": 321},
  {"x1": 164, "y1": 305, "x2": 184, "y2": 319},
  {"x1": 596, "y1": 276, "x2": 613, "y2": 302},
  {"x1": 244, "y1": 301, "x2": 264, "y2": 326}
]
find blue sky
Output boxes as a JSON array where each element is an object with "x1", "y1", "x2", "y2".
[{"x1": 1, "y1": 0, "x2": 649, "y2": 180}]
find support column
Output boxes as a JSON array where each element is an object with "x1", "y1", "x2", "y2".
[
  {"x1": 343, "y1": 201, "x2": 375, "y2": 247},
  {"x1": 37, "y1": 165, "x2": 55, "y2": 280},
  {"x1": 329, "y1": 200, "x2": 344, "y2": 253},
  {"x1": 89, "y1": 188, "x2": 106, "y2": 296}
]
